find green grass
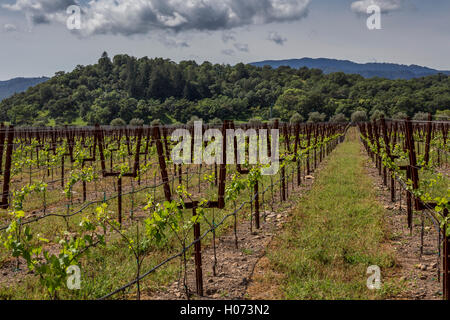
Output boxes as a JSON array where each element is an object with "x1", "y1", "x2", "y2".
[{"x1": 266, "y1": 129, "x2": 400, "y2": 300}]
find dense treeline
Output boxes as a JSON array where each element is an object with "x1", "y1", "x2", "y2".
[{"x1": 1, "y1": 52, "x2": 449, "y2": 126}]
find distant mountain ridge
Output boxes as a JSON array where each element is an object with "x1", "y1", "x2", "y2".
[
  {"x1": 250, "y1": 58, "x2": 450, "y2": 80},
  {"x1": 0, "y1": 77, "x2": 49, "y2": 101}
]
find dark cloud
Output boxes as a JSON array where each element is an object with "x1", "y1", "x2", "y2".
[
  {"x1": 158, "y1": 34, "x2": 190, "y2": 48},
  {"x1": 32, "y1": 14, "x2": 51, "y2": 24},
  {"x1": 221, "y1": 49, "x2": 235, "y2": 56},
  {"x1": 267, "y1": 31, "x2": 287, "y2": 45},
  {"x1": 3, "y1": 0, "x2": 311, "y2": 36},
  {"x1": 3, "y1": 0, "x2": 78, "y2": 24},
  {"x1": 233, "y1": 43, "x2": 249, "y2": 52},
  {"x1": 222, "y1": 31, "x2": 236, "y2": 43}
]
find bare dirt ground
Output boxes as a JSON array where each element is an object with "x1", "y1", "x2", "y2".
[
  {"x1": 362, "y1": 148, "x2": 443, "y2": 300},
  {"x1": 143, "y1": 162, "x2": 325, "y2": 300}
]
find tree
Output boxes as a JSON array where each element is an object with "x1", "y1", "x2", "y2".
[
  {"x1": 290, "y1": 112, "x2": 304, "y2": 124},
  {"x1": 248, "y1": 117, "x2": 262, "y2": 127},
  {"x1": 33, "y1": 120, "x2": 48, "y2": 127},
  {"x1": 209, "y1": 118, "x2": 223, "y2": 126},
  {"x1": 110, "y1": 118, "x2": 126, "y2": 126},
  {"x1": 119, "y1": 98, "x2": 138, "y2": 122},
  {"x1": 307, "y1": 112, "x2": 326, "y2": 123},
  {"x1": 370, "y1": 110, "x2": 386, "y2": 121},
  {"x1": 273, "y1": 88, "x2": 307, "y2": 121},
  {"x1": 269, "y1": 118, "x2": 281, "y2": 125},
  {"x1": 330, "y1": 113, "x2": 348, "y2": 123},
  {"x1": 7, "y1": 104, "x2": 38, "y2": 126},
  {"x1": 40, "y1": 85, "x2": 53, "y2": 103},
  {"x1": 54, "y1": 117, "x2": 67, "y2": 126},
  {"x1": 86, "y1": 104, "x2": 110, "y2": 125},
  {"x1": 98, "y1": 51, "x2": 113, "y2": 75},
  {"x1": 392, "y1": 112, "x2": 408, "y2": 120},
  {"x1": 351, "y1": 110, "x2": 368, "y2": 123},
  {"x1": 1, "y1": 53, "x2": 449, "y2": 127},
  {"x1": 435, "y1": 109, "x2": 450, "y2": 121},
  {"x1": 413, "y1": 112, "x2": 429, "y2": 121},
  {"x1": 187, "y1": 115, "x2": 202, "y2": 126},
  {"x1": 129, "y1": 118, "x2": 144, "y2": 126},
  {"x1": 150, "y1": 119, "x2": 162, "y2": 126},
  {"x1": 394, "y1": 97, "x2": 415, "y2": 115}
]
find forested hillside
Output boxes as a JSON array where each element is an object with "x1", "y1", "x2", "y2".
[
  {"x1": 250, "y1": 58, "x2": 450, "y2": 80},
  {"x1": 1, "y1": 52, "x2": 449, "y2": 126},
  {"x1": 0, "y1": 77, "x2": 49, "y2": 101}
]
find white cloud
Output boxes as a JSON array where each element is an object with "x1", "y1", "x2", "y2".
[
  {"x1": 351, "y1": 0, "x2": 404, "y2": 14},
  {"x1": 3, "y1": 0, "x2": 311, "y2": 36},
  {"x1": 158, "y1": 34, "x2": 190, "y2": 48},
  {"x1": 4, "y1": 24, "x2": 18, "y2": 32}
]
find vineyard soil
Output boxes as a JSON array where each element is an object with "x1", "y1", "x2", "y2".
[
  {"x1": 143, "y1": 157, "x2": 322, "y2": 300},
  {"x1": 363, "y1": 151, "x2": 442, "y2": 300}
]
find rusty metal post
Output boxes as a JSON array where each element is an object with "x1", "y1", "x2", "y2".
[
  {"x1": 193, "y1": 206, "x2": 203, "y2": 296},
  {"x1": 380, "y1": 117, "x2": 388, "y2": 186},
  {"x1": 281, "y1": 163, "x2": 286, "y2": 201},
  {"x1": 380, "y1": 116, "x2": 394, "y2": 199},
  {"x1": 153, "y1": 126, "x2": 172, "y2": 201},
  {"x1": 406, "y1": 167, "x2": 413, "y2": 231},
  {"x1": 405, "y1": 118, "x2": 420, "y2": 211},
  {"x1": 424, "y1": 113, "x2": 432, "y2": 167},
  {"x1": 0, "y1": 126, "x2": 14, "y2": 209},
  {"x1": 118, "y1": 177, "x2": 122, "y2": 226},
  {"x1": 254, "y1": 182, "x2": 260, "y2": 229},
  {"x1": 82, "y1": 162, "x2": 87, "y2": 202},
  {"x1": 61, "y1": 154, "x2": 65, "y2": 189},
  {"x1": 306, "y1": 127, "x2": 311, "y2": 174},
  {"x1": 443, "y1": 208, "x2": 449, "y2": 300},
  {"x1": 0, "y1": 123, "x2": 5, "y2": 175},
  {"x1": 391, "y1": 175, "x2": 395, "y2": 203},
  {"x1": 314, "y1": 125, "x2": 318, "y2": 169},
  {"x1": 373, "y1": 121, "x2": 382, "y2": 176},
  {"x1": 214, "y1": 163, "x2": 217, "y2": 186},
  {"x1": 293, "y1": 122, "x2": 301, "y2": 186},
  {"x1": 217, "y1": 121, "x2": 228, "y2": 209}
]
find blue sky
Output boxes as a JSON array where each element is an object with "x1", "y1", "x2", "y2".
[{"x1": 0, "y1": 0, "x2": 449, "y2": 80}]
